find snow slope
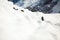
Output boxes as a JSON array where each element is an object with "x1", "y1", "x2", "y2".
[{"x1": 0, "y1": 0, "x2": 60, "y2": 40}]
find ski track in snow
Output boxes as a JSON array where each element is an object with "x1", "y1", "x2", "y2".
[{"x1": 0, "y1": 0, "x2": 60, "y2": 40}]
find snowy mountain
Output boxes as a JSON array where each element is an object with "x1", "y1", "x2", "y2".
[
  {"x1": 9, "y1": 0, "x2": 60, "y2": 13},
  {"x1": 0, "y1": 0, "x2": 60, "y2": 40}
]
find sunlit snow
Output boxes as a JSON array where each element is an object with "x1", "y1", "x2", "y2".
[{"x1": 0, "y1": 0, "x2": 60, "y2": 40}]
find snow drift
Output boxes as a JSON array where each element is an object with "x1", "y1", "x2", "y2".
[{"x1": 0, "y1": 0, "x2": 60, "y2": 40}]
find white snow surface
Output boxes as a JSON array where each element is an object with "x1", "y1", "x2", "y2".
[{"x1": 0, "y1": 0, "x2": 60, "y2": 40}]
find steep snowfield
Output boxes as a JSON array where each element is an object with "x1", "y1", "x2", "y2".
[{"x1": 0, "y1": 0, "x2": 60, "y2": 40}]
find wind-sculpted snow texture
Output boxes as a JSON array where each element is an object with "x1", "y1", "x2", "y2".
[
  {"x1": 8, "y1": 0, "x2": 60, "y2": 13},
  {"x1": 0, "y1": 0, "x2": 60, "y2": 40}
]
